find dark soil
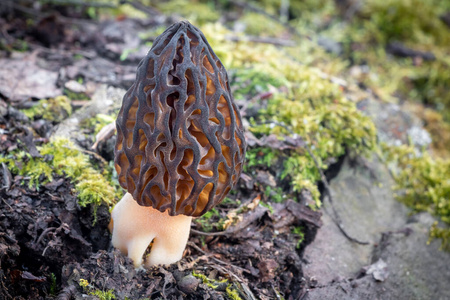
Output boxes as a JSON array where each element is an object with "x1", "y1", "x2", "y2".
[{"x1": 0, "y1": 3, "x2": 325, "y2": 299}]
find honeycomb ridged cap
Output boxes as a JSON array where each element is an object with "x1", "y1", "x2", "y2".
[{"x1": 114, "y1": 21, "x2": 246, "y2": 217}]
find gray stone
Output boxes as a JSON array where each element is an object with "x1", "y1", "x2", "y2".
[
  {"x1": 305, "y1": 213, "x2": 450, "y2": 300},
  {"x1": 302, "y1": 137, "x2": 450, "y2": 299},
  {"x1": 303, "y1": 156, "x2": 408, "y2": 285},
  {"x1": 178, "y1": 274, "x2": 200, "y2": 294}
]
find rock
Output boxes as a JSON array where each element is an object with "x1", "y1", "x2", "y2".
[
  {"x1": 364, "y1": 259, "x2": 389, "y2": 282},
  {"x1": 357, "y1": 98, "x2": 428, "y2": 149},
  {"x1": 317, "y1": 36, "x2": 342, "y2": 55},
  {"x1": 303, "y1": 155, "x2": 408, "y2": 285},
  {"x1": 0, "y1": 57, "x2": 62, "y2": 102},
  {"x1": 52, "y1": 85, "x2": 124, "y2": 144},
  {"x1": 303, "y1": 97, "x2": 450, "y2": 299},
  {"x1": 178, "y1": 274, "x2": 200, "y2": 294},
  {"x1": 256, "y1": 170, "x2": 277, "y2": 187},
  {"x1": 305, "y1": 213, "x2": 450, "y2": 300},
  {"x1": 65, "y1": 80, "x2": 86, "y2": 93}
]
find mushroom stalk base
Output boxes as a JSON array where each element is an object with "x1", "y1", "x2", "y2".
[{"x1": 110, "y1": 193, "x2": 192, "y2": 267}]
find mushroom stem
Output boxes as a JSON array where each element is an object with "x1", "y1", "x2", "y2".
[{"x1": 110, "y1": 193, "x2": 192, "y2": 267}]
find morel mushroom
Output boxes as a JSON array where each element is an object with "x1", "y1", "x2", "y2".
[{"x1": 111, "y1": 21, "x2": 246, "y2": 267}]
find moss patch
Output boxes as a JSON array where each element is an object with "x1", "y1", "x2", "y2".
[
  {"x1": 383, "y1": 144, "x2": 450, "y2": 250},
  {"x1": 0, "y1": 137, "x2": 116, "y2": 220},
  {"x1": 22, "y1": 95, "x2": 72, "y2": 123},
  {"x1": 199, "y1": 23, "x2": 376, "y2": 206},
  {"x1": 192, "y1": 271, "x2": 243, "y2": 300}
]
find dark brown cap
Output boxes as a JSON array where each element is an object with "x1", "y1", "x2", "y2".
[{"x1": 115, "y1": 21, "x2": 246, "y2": 217}]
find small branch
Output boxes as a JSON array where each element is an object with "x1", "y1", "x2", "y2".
[
  {"x1": 226, "y1": 35, "x2": 296, "y2": 47},
  {"x1": 119, "y1": 0, "x2": 162, "y2": 17},
  {"x1": 190, "y1": 228, "x2": 228, "y2": 237},
  {"x1": 209, "y1": 264, "x2": 257, "y2": 300},
  {"x1": 40, "y1": 0, "x2": 116, "y2": 8},
  {"x1": 33, "y1": 226, "x2": 57, "y2": 249},
  {"x1": 2, "y1": 199, "x2": 13, "y2": 211},
  {"x1": 187, "y1": 241, "x2": 251, "y2": 275},
  {"x1": 70, "y1": 146, "x2": 109, "y2": 167}
]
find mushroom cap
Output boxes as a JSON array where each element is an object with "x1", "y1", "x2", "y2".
[{"x1": 114, "y1": 21, "x2": 246, "y2": 217}]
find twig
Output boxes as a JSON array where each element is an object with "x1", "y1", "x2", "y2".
[
  {"x1": 1, "y1": 199, "x2": 13, "y2": 211},
  {"x1": 226, "y1": 35, "x2": 296, "y2": 47},
  {"x1": 63, "y1": 145, "x2": 109, "y2": 167},
  {"x1": 33, "y1": 226, "x2": 57, "y2": 248},
  {"x1": 39, "y1": 0, "x2": 116, "y2": 8},
  {"x1": 0, "y1": 276, "x2": 13, "y2": 300},
  {"x1": 271, "y1": 283, "x2": 282, "y2": 300},
  {"x1": 190, "y1": 228, "x2": 228, "y2": 236},
  {"x1": 119, "y1": 0, "x2": 162, "y2": 17},
  {"x1": 29, "y1": 42, "x2": 97, "y2": 59},
  {"x1": 208, "y1": 264, "x2": 257, "y2": 300},
  {"x1": 187, "y1": 242, "x2": 248, "y2": 273},
  {"x1": 187, "y1": 241, "x2": 250, "y2": 275}
]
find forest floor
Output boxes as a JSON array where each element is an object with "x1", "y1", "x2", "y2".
[{"x1": 0, "y1": 1, "x2": 449, "y2": 300}]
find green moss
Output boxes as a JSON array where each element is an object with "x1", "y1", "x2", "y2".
[
  {"x1": 239, "y1": 12, "x2": 285, "y2": 37},
  {"x1": 22, "y1": 96, "x2": 72, "y2": 123},
  {"x1": 404, "y1": 59, "x2": 450, "y2": 121},
  {"x1": 83, "y1": 113, "x2": 116, "y2": 136},
  {"x1": 264, "y1": 186, "x2": 285, "y2": 203},
  {"x1": 0, "y1": 138, "x2": 116, "y2": 221},
  {"x1": 156, "y1": 0, "x2": 220, "y2": 25},
  {"x1": 244, "y1": 147, "x2": 277, "y2": 170},
  {"x1": 194, "y1": 207, "x2": 221, "y2": 232},
  {"x1": 429, "y1": 222, "x2": 450, "y2": 251},
  {"x1": 192, "y1": 271, "x2": 242, "y2": 300},
  {"x1": 255, "y1": 0, "x2": 335, "y2": 21},
  {"x1": 200, "y1": 23, "x2": 376, "y2": 207},
  {"x1": 407, "y1": 105, "x2": 450, "y2": 158},
  {"x1": 335, "y1": 0, "x2": 450, "y2": 118},
  {"x1": 259, "y1": 200, "x2": 274, "y2": 214},
  {"x1": 64, "y1": 88, "x2": 89, "y2": 101},
  {"x1": 226, "y1": 284, "x2": 243, "y2": 300},
  {"x1": 292, "y1": 226, "x2": 305, "y2": 249},
  {"x1": 250, "y1": 67, "x2": 376, "y2": 206},
  {"x1": 192, "y1": 271, "x2": 227, "y2": 289},
  {"x1": 49, "y1": 273, "x2": 57, "y2": 296},
  {"x1": 79, "y1": 278, "x2": 116, "y2": 300},
  {"x1": 359, "y1": 0, "x2": 450, "y2": 47},
  {"x1": 383, "y1": 144, "x2": 450, "y2": 250},
  {"x1": 90, "y1": 289, "x2": 116, "y2": 300},
  {"x1": 230, "y1": 67, "x2": 286, "y2": 100}
]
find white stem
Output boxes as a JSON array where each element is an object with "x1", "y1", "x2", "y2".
[{"x1": 110, "y1": 193, "x2": 192, "y2": 267}]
